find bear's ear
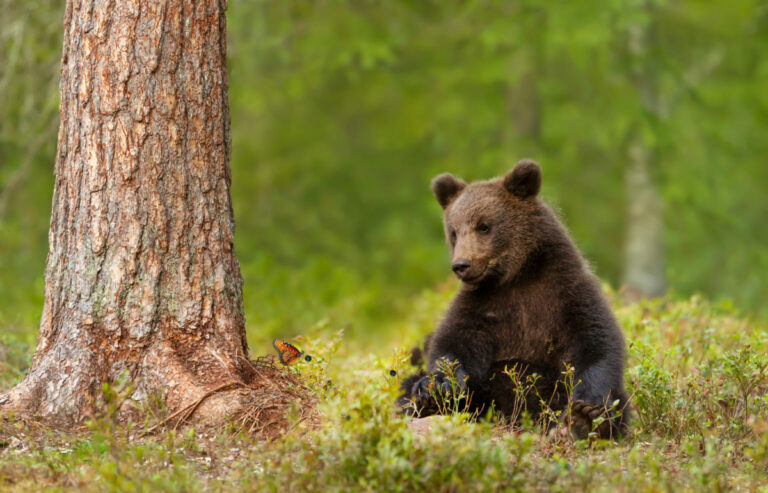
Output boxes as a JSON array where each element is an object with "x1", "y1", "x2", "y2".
[
  {"x1": 431, "y1": 173, "x2": 467, "y2": 209},
  {"x1": 503, "y1": 159, "x2": 541, "y2": 199}
]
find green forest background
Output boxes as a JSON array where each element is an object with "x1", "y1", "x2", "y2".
[{"x1": 1, "y1": 0, "x2": 767, "y2": 348}]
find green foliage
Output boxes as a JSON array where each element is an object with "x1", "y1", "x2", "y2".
[
  {"x1": 1, "y1": 0, "x2": 768, "y2": 344},
  {"x1": 2, "y1": 293, "x2": 768, "y2": 490},
  {"x1": 229, "y1": 0, "x2": 768, "y2": 331},
  {"x1": 2, "y1": 3, "x2": 768, "y2": 486},
  {"x1": 625, "y1": 296, "x2": 768, "y2": 442},
  {"x1": 0, "y1": 0, "x2": 59, "y2": 340},
  {"x1": 0, "y1": 335, "x2": 29, "y2": 389}
]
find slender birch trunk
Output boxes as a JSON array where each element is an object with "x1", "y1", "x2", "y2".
[{"x1": 623, "y1": 15, "x2": 666, "y2": 298}]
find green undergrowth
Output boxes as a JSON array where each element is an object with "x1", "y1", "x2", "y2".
[{"x1": 1, "y1": 291, "x2": 767, "y2": 491}]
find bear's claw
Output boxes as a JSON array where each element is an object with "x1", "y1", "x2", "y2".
[
  {"x1": 401, "y1": 372, "x2": 458, "y2": 417},
  {"x1": 569, "y1": 400, "x2": 615, "y2": 439}
]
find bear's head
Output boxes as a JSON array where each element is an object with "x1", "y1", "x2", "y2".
[{"x1": 431, "y1": 159, "x2": 543, "y2": 286}]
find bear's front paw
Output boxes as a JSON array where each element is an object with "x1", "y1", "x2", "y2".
[
  {"x1": 406, "y1": 375, "x2": 438, "y2": 416},
  {"x1": 569, "y1": 400, "x2": 612, "y2": 439},
  {"x1": 405, "y1": 372, "x2": 457, "y2": 416}
]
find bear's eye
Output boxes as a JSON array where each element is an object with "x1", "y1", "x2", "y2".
[
  {"x1": 449, "y1": 230, "x2": 457, "y2": 244},
  {"x1": 477, "y1": 223, "x2": 490, "y2": 234}
]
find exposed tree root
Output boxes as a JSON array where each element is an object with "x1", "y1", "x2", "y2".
[
  {"x1": 136, "y1": 355, "x2": 318, "y2": 440},
  {"x1": 2, "y1": 355, "x2": 318, "y2": 442},
  {"x1": 230, "y1": 356, "x2": 319, "y2": 440},
  {"x1": 146, "y1": 381, "x2": 246, "y2": 434}
]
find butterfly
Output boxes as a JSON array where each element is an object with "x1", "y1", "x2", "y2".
[{"x1": 272, "y1": 339, "x2": 312, "y2": 366}]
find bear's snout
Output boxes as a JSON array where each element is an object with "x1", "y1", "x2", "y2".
[
  {"x1": 451, "y1": 258, "x2": 471, "y2": 277},
  {"x1": 451, "y1": 257, "x2": 488, "y2": 282}
]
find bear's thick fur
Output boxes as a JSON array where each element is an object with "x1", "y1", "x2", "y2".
[{"x1": 398, "y1": 160, "x2": 629, "y2": 439}]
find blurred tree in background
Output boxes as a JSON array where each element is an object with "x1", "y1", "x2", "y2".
[
  {"x1": 1, "y1": 0, "x2": 767, "y2": 345},
  {"x1": 0, "y1": 0, "x2": 61, "y2": 337}
]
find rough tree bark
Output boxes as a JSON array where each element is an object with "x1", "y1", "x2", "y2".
[
  {"x1": 622, "y1": 13, "x2": 666, "y2": 298},
  {"x1": 0, "y1": 0, "x2": 254, "y2": 427}
]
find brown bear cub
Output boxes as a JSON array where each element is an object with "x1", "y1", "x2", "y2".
[{"x1": 398, "y1": 160, "x2": 629, "y2": 439}]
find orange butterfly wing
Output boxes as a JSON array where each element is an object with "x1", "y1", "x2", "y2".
[{"x1": 273, "y1": 339, "x2": 303, "y2": 366}]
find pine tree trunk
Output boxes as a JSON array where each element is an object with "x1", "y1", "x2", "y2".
[{"x1": 0, "y1": 0, "x2": 252, "y2": 427}]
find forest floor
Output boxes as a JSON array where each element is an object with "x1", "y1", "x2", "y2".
[{"x1": 0, "y1": 289, "x2": 767, "y2": 492}]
